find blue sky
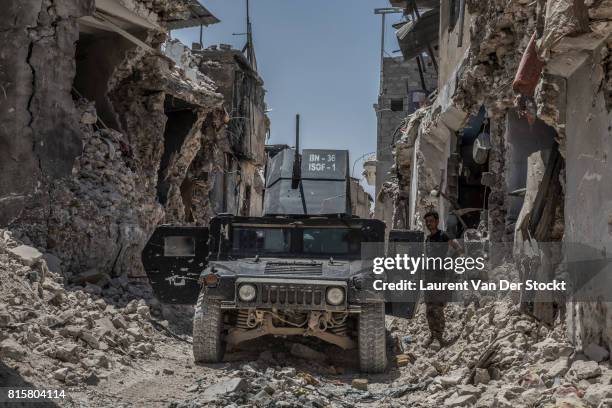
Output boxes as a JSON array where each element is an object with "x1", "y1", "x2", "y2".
[{"x1": 172, "y1": 0, "x2": 403, "y2": 194}]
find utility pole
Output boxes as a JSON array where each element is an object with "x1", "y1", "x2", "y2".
[
  {"x1": 410, "y1": 0, "x2": 438, "y2": 73},
  {"x1": 374, "y1": 7, "x2": 403, "y2": 96},
  {"x1": 245, "y1": 0, "x2": 257, "y2": 71},
  {"x1": 233, "y1": 0, "x2": 258, "y2": 71}
]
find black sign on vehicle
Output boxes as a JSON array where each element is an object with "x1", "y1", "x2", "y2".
[{"x1": 301, "y1": 149, "x2": 348, "y2": 180}]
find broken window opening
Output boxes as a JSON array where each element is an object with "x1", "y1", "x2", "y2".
[
  {"x1": 74, "y1": 23, "x2": 147, "y2": 131},
  {"x1": 181, "y1": 176, "x2": 195, "y2": 223},
  {"x1": 447, "y1": 106, "x2": 492, "y2": 238},
  {"x1": 156, "y1": 95, "x2": 198, "y2": 206},
  {"x1": 504, "y1": 109, "x2": 557, "y2": 230},
  {"x1": 241, "y1": 185, "x2": 252, "y2": 216},
  {"x1": 390, "y1": 98, "x2": 405, "y2": 112}
]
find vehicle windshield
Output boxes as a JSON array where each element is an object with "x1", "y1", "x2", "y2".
[
  {"x1": 302, "y1": 228, "x2": 359, "y2": 255},
  {"x1": 232, "y1": 227, "x2": 291, "y2": 254},
  {"x1": 231, "y1": 225, "x2": 361, "y2": 258}
]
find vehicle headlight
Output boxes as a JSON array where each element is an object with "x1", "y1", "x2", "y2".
[
  {"x1": 326, "y1": 287, "x2": 345, "y2": 306},
  {"x1": 238, "y1": 284, "x2": 257, "y2": 302}
]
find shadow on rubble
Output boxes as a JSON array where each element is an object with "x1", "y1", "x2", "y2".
[
  {"x1": 199, "y1": 336, "x2": 402, "y2": 384},
  {"x1": 0, "y1": 360, "x2": 59, "y2": 407},
  {"x1": 64, "y1": 274, "x2": 195, "y2": 338}
]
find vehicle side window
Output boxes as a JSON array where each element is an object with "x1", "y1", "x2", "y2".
[{"x1": 164, "y1": 236, "x2": 196, "y2": 257}]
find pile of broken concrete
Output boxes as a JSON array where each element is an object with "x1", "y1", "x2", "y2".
[
  {"x1": 172, "y1": 272, "x2": 611, "y2": 408},
  {"x1": 0, "y1": 229, "x2": 165, "y2": 388},
  {"x1": 387, "y1": 295, "x2": 612, "y2": 408}
]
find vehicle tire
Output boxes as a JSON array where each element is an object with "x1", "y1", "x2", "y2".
[
  {"x1": 193, "y1": 290, "x2": 225, "y2": 363},
  {"x1": 358, "y1": 302, "x2": 387, "y2": 373}
]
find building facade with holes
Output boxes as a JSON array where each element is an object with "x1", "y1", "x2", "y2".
[
  {"x1": 196, "y1": 45, "x2": 269, "y2": 218},
  {"x1": 373, "y1": 55, "x2": 437, "y2": 231},
  {"x1": 388, "y1": 0, "x2": 612, "y2": 354}
]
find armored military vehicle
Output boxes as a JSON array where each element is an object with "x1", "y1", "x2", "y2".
[{"x1": 143, "y1": 124, "x2": 396, "y2": 372}]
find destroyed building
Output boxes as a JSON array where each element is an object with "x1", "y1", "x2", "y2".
[
  {"x1": 374, "y1": 54, "x2": 437, "y2": 230},
  {"x1": 0, "y1": 0, "x2": 267, "y2": 281},
  {"x1": 350, "y1": 177, "x2": 374, "y2": 219},
  {"x1": 195, "y1": 44, "x2": 269, "y2": 218},
  {"x1": 381, "y1": 0, "x2": 612, "y2": 357}
]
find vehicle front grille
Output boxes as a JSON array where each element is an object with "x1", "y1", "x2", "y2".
[
  {"x1": 264, "y1": 262, "x2": 323, "y2": 276},
  {"x1": 235, "y1": 278, "x2": 347, "y2": 311},
  {"x1": 259, "y1": 283, "x2": 325, "y2": 307}
]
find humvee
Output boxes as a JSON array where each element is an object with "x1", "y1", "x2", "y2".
[{"x1": 142, "y1": 129, "x2": 418, "y2": 372}]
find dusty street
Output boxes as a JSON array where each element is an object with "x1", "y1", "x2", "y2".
[
  {"x1": 2, "y1": 0, "x2": 612, "y2": 407},
  {"x1": 2, "y1": 231, "x2": 612, "y2": 407}
]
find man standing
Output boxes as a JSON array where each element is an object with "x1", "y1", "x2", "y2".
[{"x1": 423, "y1": 210, "x2": 463, "y2": 348}]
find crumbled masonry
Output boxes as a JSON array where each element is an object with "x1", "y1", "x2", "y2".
[
  {"x1": 388, "y1": 0, "x2": 612, "y2": 359},
  {"x1": 3, "y1": 235, "x2": 611, "y2": 407},
  {"x1": 1, "y1": 0, "x2": 612, "y2": 407}
]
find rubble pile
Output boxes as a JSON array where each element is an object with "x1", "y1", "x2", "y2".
[
  {"x1": 170, "y1": 273, "x2": 611, "y2": 408},
  {"x1": 0, "y1": 230, "x2": 169, "y2": 388},
  {"x1": 43, "y1": 99, "x2": 161, "y2": 281},
  {"x1": 390, "y1": 298, "x2": 612, "y2": 408},
  {"x1": 2, "y1": 226, "x2": 611, "y2": 407}
]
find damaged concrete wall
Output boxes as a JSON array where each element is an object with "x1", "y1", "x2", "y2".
[
  {"x1": 389, "y1": 0, "x2": 612, "y2": 352},
  {"x1": 0, "y1": 0, "x2": 227, "y2": 283},
  {"x1": 61, "y1": 45, "x2": 223, "y2": 278},
  {"x1": 375, "y1": 56, "x2": 437, "y2": 231},
  {"x1": 350, "y1": 178, "x2": 372, "y2": 219},
  {"x1": 543, "y1": 31, "x2": 612, "y2": 352},
  {"x1": 196, "y1": 46, "x2": 268, "y2": 218},
  {"x1": 0, "y1": 0, "x2": 95, "y2": 226}
]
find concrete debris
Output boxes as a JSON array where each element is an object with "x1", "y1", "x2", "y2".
[
  {"x1": 2, "y1": 225, "x2": 612, "y2": 407},
  {"x1": 568, "y1": 360, "x2": 602, "y2": 380},
  {"x1": 0, "y1": 230, "x2": 169, "y2": 386},
  {"x1": 444, "y1": 393, "x2": 478, "y2": 407},
  {"x1": 202, "y1": 378, "x2": 247, "y2": 399},
  {"x1": 388, "y1": 0, "x2": 612, "y2": 369},
  {"x1": 0, "y1": 0, "x2": 610, "y2": 406},
  {"x1": 0, "y1": 338, "x2": 27, "y2": 361},
  {"x1": 8, "y1": 245, "x2": 43, "y2": 266},
  {"x1": 351, "y1": 378, "x2": 368, "y2": 391},
  {"x1": 164, "y1": 286, "x2": 611, "y2": 408},
  {"x1": 584, "y1": 343, "x2": 611, "y2": 363}
]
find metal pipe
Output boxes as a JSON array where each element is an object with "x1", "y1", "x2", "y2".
[
  {"x1": 458, "y1": 0, "x2": 466, "y2": 47},
  {"x1": 380, "y1": 12, "x2": 386, "y2": 95},
  {"x1": 411, "y1": 0, "x2": 420, "y2": 18},
  {"x1": 374, "y1": 7, "x2": 403, "y2": 95},
  {"x1": 415, "y1": 55, "x2": 428, "y2": 93},
  {"x1": 427, "y1": 45, "x2": 438, "y2": 73},
  {"x1": 292, "y1": 114, "x2": 301, "y2": 190},
  {"x1": 411, "y1": 0, "x2": 438, "y2": 73}
]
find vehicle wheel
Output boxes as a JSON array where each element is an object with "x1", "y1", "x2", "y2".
[
  {"x1": 358, "y1": 302, "x2": 387, "y2": 373},
  {"x1": 193, "y1": 290, "x2": 225, "y2": 363}
]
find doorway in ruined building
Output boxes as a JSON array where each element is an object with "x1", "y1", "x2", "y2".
[
  {"x1": 241, "y1": 185, "x2": 252, "y2": 216},
  {"x1": 156, "y1": 95, "x2": 199, "y2": 220},
  {"x1": 504, "y1": 110, "x2": 557, "y2": 233},
  {"x1": 447, "y1": 107, "x2": 492, "y2": 239},
  {"x1": 505, "y1": 110, "x2": 563, "y2": 325},
  {"x1": 73, "y1": 21, "x2": 141, "y2": 131}
]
